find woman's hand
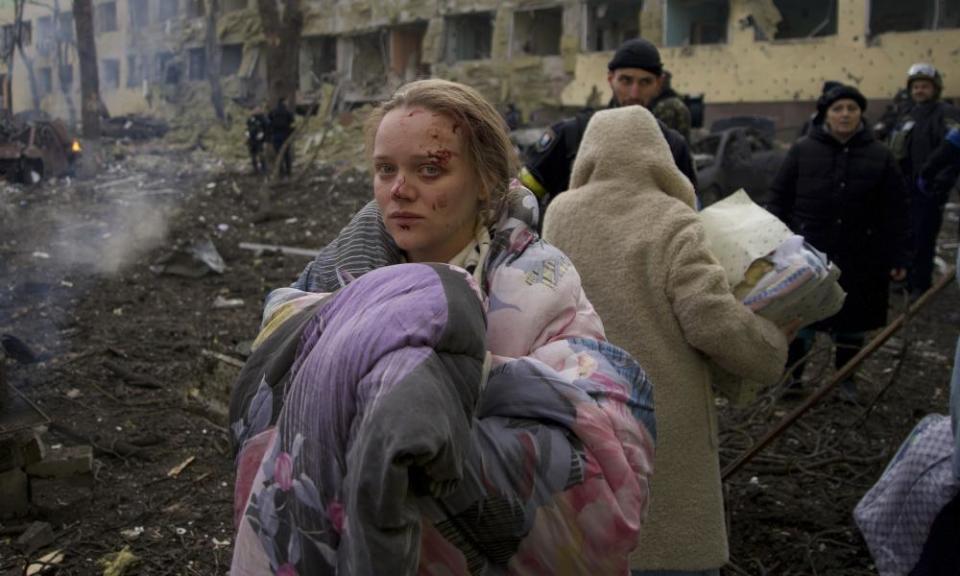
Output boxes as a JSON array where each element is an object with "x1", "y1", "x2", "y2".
[
  {"x1": 889, "y1": 268, "x2": 907, "y2": 282},
  {"x1": 780, "y1": 317, "x2": 804, "y2": 342}
]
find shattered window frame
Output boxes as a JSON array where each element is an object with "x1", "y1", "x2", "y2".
[
  {"x1": 304, "y1": 35, "x2": 336, "y2": 86},
  {"x1": 58, "y1": 12, "x2": 75, "y2": 43},
  {"x1": 36, "y1": 15, "x2": 53, "y2": 57},
  {"x1": 583, "y1": 0, "x2": 642, "y2": 52},
  {"x1": 664, "y1": 0, "x2": 730, "y2": 46},
  {"x1": 127, "y1": 54, "x2": 143, "y2": 87},
  {"x1": 155, "y1": 51, "x2": 177, "y2": 83},
  {"x1": 186, "y1": 0, "x2": 205, "y2": 18},
  {"x1": 512, "y1": 6, "x2": 564, "y2": 57},
  {"x1": 188, "y1": 47, "x2": 207, "y2": 81},
  {"x1": 59, "y1": 63, "x2": 74, "y2": 90},
  {"x1": 158, "y1": 0, "x2": 179, "y2": 22},
  {"x1": 95, "y1": 2, "x2": 119, "y2": 33},
  {"x1": 38, "y1": 66, "x2": 53, "y2": 97},
  {"x1": 869, "y1": 0, "x2": 960, "y2": 34},
  {"x1": 101, "y1": 58, "x2": 121, "y2": 91},
  {"x1": 220, "y1": 43, "x2": 243, "y2": 76},
  {"x1": 348, "y1": 31, "x2": 387, "y2": 87},
  {"x1": 129, "y1": 0, "x2": 150, "y2": 29},
  {"x1": 443, "y1": 12, "x2": 494, "y2": 63},
  {"x1": 758, "y1": 0, "x2": 837, "y2": 41},
  {"x1": 19, "y1": 21, "x2": 32, "y2": 46}
]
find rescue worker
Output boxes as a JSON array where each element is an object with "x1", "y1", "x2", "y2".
[
  {"x1": 269, "y1": 97, "x2": 295, "y2": 178},
  {"x1": 873, "y1": 87, "x2": 913, "y2": 142},
  {"x1": 887, "y1": 63, "x2": 960, "y2": 298},
  {"x1": 246, "y1": 105, "x2": 269, "y2": 175},
  {"x1": 519, "y1": 38, "x2": 697, "y2": 216},
  {"x1": 649, "y1": 70, "x2": 692, "y2": 141}
]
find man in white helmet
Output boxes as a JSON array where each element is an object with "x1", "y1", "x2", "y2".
[{"x1": 888, "y1": 63, "x2": 960, "y2": 298}]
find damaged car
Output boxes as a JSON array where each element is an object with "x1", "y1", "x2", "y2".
[
  {"x1": 692, "y1": 117, "x2": 787, "y2": 207},
  {"x1": 0, "y1": 118, "x2": 81, "y2": 183}
]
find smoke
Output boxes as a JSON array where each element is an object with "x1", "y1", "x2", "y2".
[{"x1": 51, "y1": 193, "x2": 174, "y2": 276}]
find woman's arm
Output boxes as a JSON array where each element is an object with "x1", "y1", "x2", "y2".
[{"x1": 667, "y1": 213, "x2": 788, "y2": 386}]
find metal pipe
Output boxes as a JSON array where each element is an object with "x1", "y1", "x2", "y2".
[{"x1": 722, "y1": 265, "x2": 957, "y2": 481}]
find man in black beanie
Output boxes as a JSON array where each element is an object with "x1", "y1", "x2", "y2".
[{"x1": 519, "y1": 38, "x2": 697, "y2": 219}]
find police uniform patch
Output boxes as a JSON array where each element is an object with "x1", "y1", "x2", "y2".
[{"x1": 536, "y1": 128, "x2": 556, "y2": 152}]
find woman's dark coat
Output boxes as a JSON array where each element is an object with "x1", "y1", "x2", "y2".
[{"x1": 767, "y1": 125, "x2": 909, "y2": 332}]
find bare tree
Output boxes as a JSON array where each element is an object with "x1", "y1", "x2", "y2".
[
  {"x1": 204, "y1": 0, "x2": 224, "y2": 121},
  {"x1": 256, "y1": 0, "x2": 302, "y2": 109},
  {"x1": 2, "y1": 0, "x2": 41, "y2": 112},
  {"x1": 72, "y1": 0, "x2": 99, "y2": 139}
]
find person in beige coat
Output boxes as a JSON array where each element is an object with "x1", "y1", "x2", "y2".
[{"x1": 542, "y1": 105, "x2": 789, "y2": 575}]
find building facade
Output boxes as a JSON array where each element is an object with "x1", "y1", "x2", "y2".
[{"x1": 1, "y1": 0, "x2": 958, "y2": 133}]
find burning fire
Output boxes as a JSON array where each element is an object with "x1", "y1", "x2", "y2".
[{"x1": 71, "y1": 140, "x2": 81, "y2": 153}]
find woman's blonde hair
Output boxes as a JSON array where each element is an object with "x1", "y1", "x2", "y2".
[{"x1": 364, "y1": 79, "x2": 518, "y2": 225}]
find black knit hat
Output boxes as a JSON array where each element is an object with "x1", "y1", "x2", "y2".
[
  {"x1": 608, "y1": 38, "x2": 663, "y2": 75},
  {"x1": 817, "y1": 84, "x2": 867, "y2": 115}
]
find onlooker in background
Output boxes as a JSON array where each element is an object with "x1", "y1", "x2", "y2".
[
  {"x1": 519, "y1": 38, "x2": 697, "y2": 215},
  {"x1": 245, "y1": 105, "x2": 269, "y2": 175},
  {"x1": 649, "y1": 70, "x2": 692, "y2": 142},
  {"x1": 269, "y1": 97, "x2": 295, "y2": 178},
  {"x1": 872, "y1": 87, "x2": 913, "y2": 142},
  {"x1": 797, "y1": 80, "x2": 843, "y2": 138},
  {"x1": 887, "y1": 63, "x2": 960, "y2": 298},
  {"x1": 767, "y1": 84, "x2": 909, "y2": 400},
  {"x1": 919, "y1": 127, "x2": 960, "y2": 238},
  {"x1": 543, "y1": 105, "x2": 789, "y2": 576}
]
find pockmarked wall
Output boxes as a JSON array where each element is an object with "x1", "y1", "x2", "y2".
[{"x1": 563, "y1": 0, "x2": 960, "y2": 107}]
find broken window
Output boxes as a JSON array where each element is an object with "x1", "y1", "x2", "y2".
[
  {"x1": 512, "y1": 7, "x2": 563, "y2": 56},
  {"x1": 38, "y1": 67, "x2": 53, "y2": 97},
  {"x1": 389, "y1": 23, "x2": 427, "y2": 83},
  {"x1": 664, "y1": 0, "x2": 729, "y2": 46},
  {"x1": 186, "y1": 0, "x2": 205, "y2": 18},
  {"x1": 220, "y1": 44, "x2": 243, "y2": 76},
  {"x1": 127, "y1": 54, "x2": 143, "y2": 87},
  {"x1": 304, "y1": 35, "x2": 336, "y2": 86},
  {"x1": 444, "y1": 12, "x2": 493, "y2": 63},
  {"x1": 869, "y1": 0, "x2": 959, "y2": 34},
  {"x1": 584, "y1": 0, "x2": 642, "y2": 52},
  {"x1": 59, "y1": 64, "x2": 73, "y2": 90},
  {"x1": 36, "y1": 16, "x2": 53, "y2": 56},
  {"x1": 95, "y1": 2, "x2": 118, "y2": 33},
  {"x1": 156, "y1": 51, "x2": 179, "y2": 83},
  {"x1": 757, "y1": 0, "x2": 837, "y2": 40},
  {"x1": 223, "y1": 0, "x2": 247, "y2": 12},
  {"x1": 350, "y1": 32, "x2": 386, "y2": 87},
  {"x1": 58, "y1": 12, "x2": 75, "y2": 42},
  {"x1": 101, "y1": 58, "x2": 120, "y2": 91},
  {"x1": 159, "y1": 0, "x2": 179, "y2": 21},
  {"x1": 19, "y1": 21, "x2": 32, "y2": 46},
  {"x1": 130, "y1": 0, "x2": 150, "y2": 28},
  {"x1": 188, "y1": 47, "x2": 206, "y2": 80}
]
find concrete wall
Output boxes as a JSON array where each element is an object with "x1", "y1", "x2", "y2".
[
  {"x1": 562, "y1": 0, "x2": 960, "y2": 108},
  {"x1": 2, "y1": 0, "x2": 958, "y2": 129}
]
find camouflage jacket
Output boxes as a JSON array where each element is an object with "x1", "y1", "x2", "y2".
[{"x1": 651, "y1": 92, "x2": 692, "y2": 142}]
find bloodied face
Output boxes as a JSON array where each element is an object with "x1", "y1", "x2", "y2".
[{"x1": 373, "y1": 106, "x2": 484, "y2": 263}]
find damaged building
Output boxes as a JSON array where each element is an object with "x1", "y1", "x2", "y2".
[{"x1": 1, "y1": 0, "x2": 958, "y2": 134}]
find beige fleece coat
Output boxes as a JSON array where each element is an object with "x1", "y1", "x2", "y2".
[{"x1": 542, "y1": 106, "x2": 788, "y2": 571}]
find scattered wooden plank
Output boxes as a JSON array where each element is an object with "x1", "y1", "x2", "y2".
[{"x1": 238, "y1": 242, "x2": 319, "y2": 258}]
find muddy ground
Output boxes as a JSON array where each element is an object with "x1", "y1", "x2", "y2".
[{"x1": 0, "y1": 145, "x2": 957, "y2": 575}]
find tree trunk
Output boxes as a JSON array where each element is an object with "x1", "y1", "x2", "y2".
[
  {"x1": 72, "y1": 0, "x2": 99, "y2": 140},
  {"x1": 256, "y1": 0, "x2": 303, "y2": 108},
  {"x1": 205, "y1": 0, "x2": 225, "y2": 121}
]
